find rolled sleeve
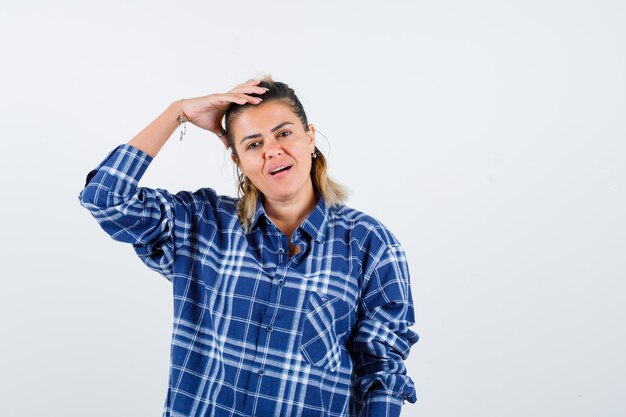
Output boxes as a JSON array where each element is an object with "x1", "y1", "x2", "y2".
[
  {"x1": 357, "y1": 392, "x2": 404, "y2": 417},
  {"x1": 77, "y1": 144, "x2": 195, "y2": 281},
  {"x1": 351, "y1": 243, "x2": 419, "y2": 417},
  {"x1": 78, "y1": 144, "x2": 154, "y2": 209}
]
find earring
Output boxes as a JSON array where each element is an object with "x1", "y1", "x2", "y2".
[{"x1": 311, "y1": 151, "x2": 317, "y2": 159}]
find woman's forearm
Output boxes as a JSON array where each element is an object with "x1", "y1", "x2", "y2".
[{"x1": 127, "y1": 101, "x2": 181, "y2": 158}]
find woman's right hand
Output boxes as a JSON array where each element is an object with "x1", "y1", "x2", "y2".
[{"x1": 179, "y1": 79, "x2": 268, "y2": 148}]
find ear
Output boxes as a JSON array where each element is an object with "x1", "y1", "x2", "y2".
[
  {"x1": 306, "y1": 123, "x2": 316, "y2": 151},
  {"x1": 230, "y1": 150, "x2": 243, "y2": 173}
]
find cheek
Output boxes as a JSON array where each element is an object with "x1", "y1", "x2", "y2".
[{"x1": 239, "y1": 157, "x2": 263, "y2": 176}]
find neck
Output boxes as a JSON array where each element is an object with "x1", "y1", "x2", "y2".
[{"x1": 263, "y1": 182, "x2": 317, "y2": 240}]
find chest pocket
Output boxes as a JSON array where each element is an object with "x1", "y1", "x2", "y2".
[{"x1": 299, "y1": 292, "x2": 353, "y2": 373}]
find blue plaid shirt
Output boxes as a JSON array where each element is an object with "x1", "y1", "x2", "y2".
[{"x1": 78, "y1": 144, "x2": 418, "y2": 417}]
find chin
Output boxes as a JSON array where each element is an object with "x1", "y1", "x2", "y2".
[
  {"x1": 266, "y1": 191, "x2": 297, "y2": 201},
  {"x1": 259, "y1": 179, "x2": 312, "y2": 202}
]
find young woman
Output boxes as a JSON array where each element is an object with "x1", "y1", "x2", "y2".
[{"x1": 78, "y1": 77, "x2": 418, "y2": 417}]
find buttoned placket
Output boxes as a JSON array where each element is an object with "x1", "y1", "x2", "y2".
[{"x1": 244, "y1": 223, "x2": 309, "y2": 416}]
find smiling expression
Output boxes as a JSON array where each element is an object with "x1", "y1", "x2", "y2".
[{"x1": 230, "y1": 100, "x2": 316, "y2": 204}]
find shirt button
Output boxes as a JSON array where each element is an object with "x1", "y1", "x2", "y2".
[
  {"x1": 277, "y1": 279, "x2": 285, "y2": 286},
  {"x1": 266, "y1": 325, "x2": 273, "y2": 332},
  {"x1": 258, "y1": 369, "x2": 265, "y2": 376},
  {"x1": 278, "y1": 248, "x2": 285, "y2": 253}
]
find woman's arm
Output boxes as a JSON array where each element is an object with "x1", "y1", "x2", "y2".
[
  {"x1": 128, "y1": 79, "x2": 268, "y2": 157},
  {"x1": 351, "y1": 242, "x2": 419, "y2": 417},
  {"x1": 127, "y1": 101, "x2": 180, "y2": 158},
  {"x1": 78, "y1": 80, "x2": 268, "y2": 280}
]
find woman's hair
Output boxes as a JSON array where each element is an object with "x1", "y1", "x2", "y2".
[{"x1": 224, "y1": 75, "x2": 349, "y2": 232}]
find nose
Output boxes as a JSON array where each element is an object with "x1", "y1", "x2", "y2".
[{"x1": 264, "y1": 136, "x2": 283, "y2": 159}]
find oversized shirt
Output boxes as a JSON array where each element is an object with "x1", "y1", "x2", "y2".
[{"x1": 78, "y1": 144, "x2": 419, "y2": 417}]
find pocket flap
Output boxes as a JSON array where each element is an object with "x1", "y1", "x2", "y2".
[{"x1": 299, "y1": 292, "x2": 352, "y2": 372}]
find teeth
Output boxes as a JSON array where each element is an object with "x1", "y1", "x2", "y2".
[{"x1": 271, "y1": 165, "x2": 290, "y2": 174}]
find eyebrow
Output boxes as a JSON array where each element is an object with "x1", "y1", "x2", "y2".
[{"x1": 239, "y1": 122, "x2": 294, "y2": 145}]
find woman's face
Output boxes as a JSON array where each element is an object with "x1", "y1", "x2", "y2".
[{"x1": 230, "y1": 100, "x2": 316, "y2": 204}]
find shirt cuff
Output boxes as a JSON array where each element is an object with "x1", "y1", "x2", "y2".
[
  {"x1": 360, "y1": 392, "x2": 405, "y2": 417},
  {"x1": 83, "y1": 143, "x2": 153, "y2": 188}
]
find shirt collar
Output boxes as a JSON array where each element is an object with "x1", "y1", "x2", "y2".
[{"x1": 250, "y1": 195, "x2": 329, "y2": 243}]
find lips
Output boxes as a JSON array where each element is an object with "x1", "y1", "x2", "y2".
[{"x1": 269, "y1": 164, "x2": 292, "y2": 175}]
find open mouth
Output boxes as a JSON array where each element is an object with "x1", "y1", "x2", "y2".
[{"x1": 270, "y1": 165, "x2": 292, "y2": 175}]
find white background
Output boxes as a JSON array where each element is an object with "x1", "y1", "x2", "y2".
[{"x1": 1, "y1": 1, "x2": 624, "y2": 416}]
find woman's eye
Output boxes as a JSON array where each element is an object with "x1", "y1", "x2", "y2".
[
  {"x1": 278, "y1": 131, "x2": 291, "y2": 138},
  {"x1": 247, "y1": 141, "x2": 261, "y2": 150}
]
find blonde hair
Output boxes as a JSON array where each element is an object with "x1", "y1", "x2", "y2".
[{"x1": 225, "y1": 76, "x2": 350, "y2": 232}]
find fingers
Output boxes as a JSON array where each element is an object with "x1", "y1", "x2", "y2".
[
  {"x1": 213, "y1": 79, "x2": 267, "y2": 106},
  {"x1": 229, "y1": 93, "x2": 262, "y2": 105},
  {"x1": 222, "y1": 79, "x2": 269, "y2": 103},
  {"x1": 226, "y1": 79, "x2": 261, "y2": 92},
  {"x1": 230, "y1": 84, "x2": 268, "y2": 96}
]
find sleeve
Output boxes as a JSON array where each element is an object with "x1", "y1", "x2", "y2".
[
  {"x1": 77, "y1": 143, "x2": 198, "y2": 281},
  {"x1": 351, "y1": 243, "x2": 419, "y2": 417}
]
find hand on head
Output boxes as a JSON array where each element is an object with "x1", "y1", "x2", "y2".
[{"x1": 180, "y1": 79, "x2": 269, "y2": 148}]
